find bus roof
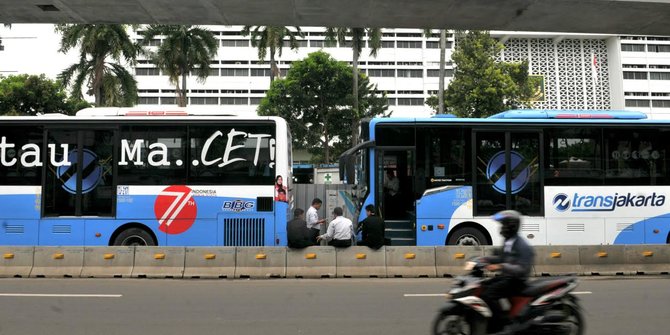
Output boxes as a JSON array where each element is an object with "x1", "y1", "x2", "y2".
[{"x1": 75, "y1": 107, "x2": 246, "y2": 117}]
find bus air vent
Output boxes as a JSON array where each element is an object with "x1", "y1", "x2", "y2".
[
  {"x1": 52, "y1": 225, "x2": 72, "y2": 234},
  {"x1": 256, "y1": 197, "x2": 274, "y2": 212},
  {"x1": 223, "y1": 218, "x2": 265, "y2": 246},
  {"x1": 4, "y1": 225, "x2": 25, "y2": 234}
]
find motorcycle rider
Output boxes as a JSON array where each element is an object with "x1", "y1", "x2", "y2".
[{"x1": 481, "y1": 210, "x2": 535, "y2": 333}]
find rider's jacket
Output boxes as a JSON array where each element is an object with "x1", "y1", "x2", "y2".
[{"x1": 488, "y1": 234, "x2": 535, "y2": 279}]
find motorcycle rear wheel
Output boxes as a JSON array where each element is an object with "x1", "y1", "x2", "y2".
[{"x1": 432, "y1": 310, "x2": 486, "y2": 335}]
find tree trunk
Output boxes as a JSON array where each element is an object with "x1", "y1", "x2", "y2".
[
  {"x1": 180, "y1": 67, "x2": 187, "y2": 107},
  {"x1": 438, "y1": 29, "x2": 446, "y2": 114},
  {"x1": 93, "y1": 58, "x2": 105, "y2": 106},
  {"x1": 324, "y1": 123, "x2": 330, "y2": 164},
  {"x1": 352, "y1": 47, "x2": 360, "y2": 145},
  {"x1": 270, "y1": 45, "x2": 277, "y2": 83}
]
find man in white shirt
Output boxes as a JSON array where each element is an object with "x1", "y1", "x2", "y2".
[
  {"x1": 317, "y1": 207, "x2": 354, "y2": 248},
  {"x1": 306, "y1": 198, "x2": 326, "y2": 243}
]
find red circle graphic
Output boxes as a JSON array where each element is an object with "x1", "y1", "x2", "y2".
[{"x1": 154, "y1": 185, "x2": 197, "y2": 234}]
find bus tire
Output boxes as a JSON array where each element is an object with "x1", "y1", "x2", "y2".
[
  {"x1": 113, "y1": 227, "x2": 156, "y2": 246},
  {"x1": 447, "y1": 227, "x2": 489, "y2": 246}
]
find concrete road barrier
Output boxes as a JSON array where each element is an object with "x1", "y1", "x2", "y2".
[
  {"x1": 286, "y1": 246, "x2": 336, "y2": 278},
  {"x1": 81, "y1": 247, "x2": 135, "y2": 278},
  {"x1": 579, "y1": 245, "x2": 626, "y2": 276},
  {"x1": 533, "y1": 246, "x2": 581, "y2": 276},
  {"x1": 131, "y1": 247, "x2": 185, "y2": 278},
  {"x1": 235, "y1": 247, "x2": 286, "y2": 278},
  {"x1": 31, "y1": 247, "x2": 84, "y2": 278},
  {"x1": 385, "y1": 246, "x2": 436, "y2": 278},
  {"x1": 435, "y1": 246, "x2": 485, "y2": 277},
  {"x1": 184, "y1": 247, "x2": 236, "y2": 279},
  {"x1": 622, "y1": 245, "x2": 670, "y2": 275},
  {"x1": 336, "y1": 246, "x2": 386, "y2": 278},
  {"x1": 0, "y1": 247, "x2": 34, "y2": 278}
]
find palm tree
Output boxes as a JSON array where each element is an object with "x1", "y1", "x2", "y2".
[
  {"x1": 56, "y1": 24, "x2": 140, "y2": 106},
  {"x1": 241, "y1": 26, "x2": 304, "y2": 83},
  {"x1": 141, "y1": 25, "x2": 218, "y2": 107},
  {"x1": 424, "y1": 29, "x2": 448, "y2": 114},
  {"x1": 326, "y1": 27, "x2": 382, "y2": 145}
]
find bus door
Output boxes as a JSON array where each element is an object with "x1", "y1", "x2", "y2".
[
  {"x1": 473, "y1": 130, "x2": 544, "y2": 243},
  {"x1": 41, "y1": 128, "x2": 115, "y2": 244},
  {"x1": 376, "y1": 148, "x2": 416, "y2": 245}
]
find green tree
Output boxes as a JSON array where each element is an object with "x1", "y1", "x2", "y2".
[
  {"x1": 56, "y1": 24, "x2": 140, "y2": 107},
  {"x1": 258, "y1": 51, "x2": 388, "y2": 164},
  {"x1": 423, "y1": 29, "x2": 448, "y2": 114},
  {"x1": 241, "y1": 26, "x2": 304, "y2": 83},
  {"x1": 141, "y1": 25, "x2": 219, "y2": 107},
  {"x1": 439, "y1": 30, "x2": 532, "y2": 117},
  {"x1": 0, "y1": 74, "x2": 90, "y2": 115},
  {"x1": 325, "y1": 27, "x2": 382, "y2": 145}
]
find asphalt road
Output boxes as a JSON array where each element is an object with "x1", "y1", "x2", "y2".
[{"x1": 0, "y1": 276, "x2": 668, "y2": 335}]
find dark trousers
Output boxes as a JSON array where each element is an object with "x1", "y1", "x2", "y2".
[
  {"x1": 309, "y1": 228, "x2": 321, "y2": 244},
  {"x1": 328, "y1": 239, "x2": 352, "y2": 248},
  {"x1": 480, "y1": 276, "x2": 525, "y2": 332}
]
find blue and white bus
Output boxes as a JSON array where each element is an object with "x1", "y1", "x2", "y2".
[
  {"x1": 0, "y1": 107, "x2": 292, "y2": 246},
  {"x1": 339, "y1": 109, "x2": 670, "y2": 246}
]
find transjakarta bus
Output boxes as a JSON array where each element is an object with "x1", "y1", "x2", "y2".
[
  {"x1": 0, "y1": 108, "x2": 291, "y2": 246},
  {"x1": 339, "y1": 109, "x2": 670, "y2": 246}
]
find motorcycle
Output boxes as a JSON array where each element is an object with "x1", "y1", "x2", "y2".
[{"x1": 432, "y1": 257, "x2": 584, "y2": 335}]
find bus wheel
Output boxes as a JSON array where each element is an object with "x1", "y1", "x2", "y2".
[
  {"x1": 447, "y1": 227, "x2": 488, "y2": 246},
  {"x1": 113, "y1": 228, "x2": 156, "y2": 246}
]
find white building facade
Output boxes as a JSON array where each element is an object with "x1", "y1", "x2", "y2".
[{"x1": 1, "y1": 25, "x2": 670, "y2": 118}]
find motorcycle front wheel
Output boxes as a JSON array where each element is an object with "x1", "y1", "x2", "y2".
[{"x1": 432, "y1": 310, "x2": 486, "y2": 335}]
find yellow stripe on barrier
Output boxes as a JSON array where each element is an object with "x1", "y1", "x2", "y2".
[
  {"x1": 404, "y1": 253, "x2": 416, "y2": 259},
  {"x1": 53, "y1": 253, "x2": 64, "y2": 259},
  {"x1": 103, "y1": 253, "x2": 115, "y2": 260},
  {"x1": 643, "y1": 251, "x2": 654, "y2": 257},
  {"x1": 3, "y1": 253, "x2": 14, "y2": 259},
  {"x1": 305, "y1": 253, "x2": 317, "y2": 259},
  {"x1": 551, "y1": 252, "x2": 562, "y2": 258},
  {"x1": 356, "y1": 253, "x2": 367, "y2": 259},
  {"x1": 597, "y1": 252, "x2": 608, "y2": 258},
  {"x1": 454, "y1": 253, "x2": 465, "y2": 259},
  {"x1": 255, "y1": 253, "x2": 267, "y2": 260},
  {"x1": 204, "y1": 254, "x2": 216, "y2": 260},
  {"x1": 154, "y1": 253, "x2": 166, "y2": 260}
]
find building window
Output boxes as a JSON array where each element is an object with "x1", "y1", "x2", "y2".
[
  {"x1": 368, "y1": 69, "x2": 395, "y2": 77},
  {"x1": 624, "y1": 92, "x2": 648, "y2": 96},
  {"x1": 622, "y1": 64, "x2": 646, "y2": 69},
  {"x1": 623, "y1": 71, "x2": 648, "y2": 80},
  {"x1": 250, "y1": 68, "x2": 272, "y2": 76},
  {"x1": 135, "y1": 68, "x2": 160, "y2": 76},
  {"x1": 652, "y1": 92, "x2": 670, "y2": 97},
  {"x1": 649, "y1": 65, "x2": 670, "y2": 69},
  {"x1": 208, "y1": 68, "x2": 219, "y2": 76},
  {"x1": 310, "y1": 40, "x2": 324, "y2": 48},
  {"x1": 381, "y1": 41, "x2": 395, "y2": 48},
  {"x1": 652, "y1": 100, "x2": 670, "y2": 108},
  {"x1": 221, "y1": 68, "x2": 249, "y2": 76},
  {"x1": 250, "y1": 97, "x2": 263, "y2": 105},
  {"x1": 161, "y1": 97, "x2": 176, "y2": 105},
  {"x1": 397, "y1": 98, "x2": 424, "y2": 106},
  {"x1": 427, "y1": 69, "x2": 454, "y2": 77},
  {"x1": 621, "y1": 44, "x2": 645, "y2": 52},
  {"x1": 397, "y1": 90, "x2": 423, "y2": 95},
  {"x1": 190, "y1": 97, "x2": 219, "y2": 105},
  {"x1": 221, "y1": 40, "x2": 250, "y2": 47},
  {"x1": 397, "y1": 41, "x2": 422, "y2": 48},
  {"x1": 387, "y1": 98, "x2": 396, "y2": 106},
  {"x1": 650, "y1": 72, "x2": 670, "y2": 80},
  {"x1": 138, "y1": 97, "x2": 159, "y2": 105},
  {"x1": 648, "y1": 44, "x2": 670, "y2": 53},
  {"x1": 221, "y1": 97, "x2": 248, "y2": 105},
  {"x1": 283, "y1": 40, "x2": 307, "y2": 48},
  {"x1": 625, "y1": 99, "x2": 651, "y2": 107},
  {"x1": 426, "y1": 41, "x2": 453, "y2": 49},
  {"x1": 397, "y1": 69, "x2": 423, "y2": 78}
]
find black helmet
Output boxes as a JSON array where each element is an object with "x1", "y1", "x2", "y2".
[{"x1": 492, "y1": 210, "x2": 521, "y2": 239}]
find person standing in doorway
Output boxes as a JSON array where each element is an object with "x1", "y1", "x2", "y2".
[{"x1": 306, "y1": 198, "x2": 326, "y2": 244}]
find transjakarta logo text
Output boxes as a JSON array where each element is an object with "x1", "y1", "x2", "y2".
[{"x1": 553, "y1": 192, "x2": 665, "y2": 212}]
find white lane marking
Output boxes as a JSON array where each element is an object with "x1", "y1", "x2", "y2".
[
  {"x1": 571, "y1": 291, "x2": 593, "y2": 295},
  {"x1": 404, "y1": 293, "x2": 449, "y2": 297},
  {"x1": 0, "y1": 293, "x2": 122, "y2": 298}
]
